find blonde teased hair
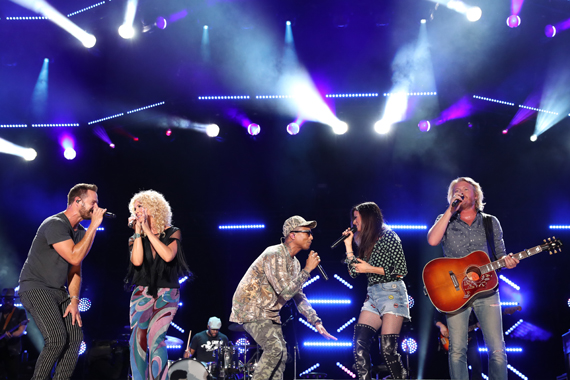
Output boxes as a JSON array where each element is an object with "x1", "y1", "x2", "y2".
[
  {"x1": 129, "y1": 190, "x2": 172, "y2": 236},
  {"x1": 447, "y1": 177, "x2": 485, "y2": 211}
]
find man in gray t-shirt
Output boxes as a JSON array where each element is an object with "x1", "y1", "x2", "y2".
[{"x1": 18, "y1": 183, "x2": 106, "y2": 380}]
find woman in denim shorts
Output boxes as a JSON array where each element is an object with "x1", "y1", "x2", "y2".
[{"x1": 343, "y1": 202, "x2": 410, "y2": 380}]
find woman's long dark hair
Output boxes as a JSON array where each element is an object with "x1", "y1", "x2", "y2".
[{"x1": 351, "y1": 202, "x2": 384, "y2": 261}]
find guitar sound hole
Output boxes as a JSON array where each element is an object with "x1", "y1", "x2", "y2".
[{"x1": 466, "y1": 267, "x2": 481, "y2": 281}]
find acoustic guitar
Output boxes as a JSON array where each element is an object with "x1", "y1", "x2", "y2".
[
  {"x1": 438, "y1": 306, "x2": 521, "y2": 351},
  {"x1": 423, "y1": 238, "x2": 562, "y2": 313}
]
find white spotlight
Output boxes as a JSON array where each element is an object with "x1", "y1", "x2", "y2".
[
  {"x1": 118, "y1": 24, "x2": 135, "y2": 39},
  {"x1": 23, "y1": 148, "x2": 38, "y2": 161},
  {"x1": 447, "y1": 0, "x2": 467, "y2": 13},
  {"x1": 466, "y1": 7, "x2": 482, "y2": 22},
  {"x1": 374, "y1": 120, "x2": 392, "y2": 135},
  {"x1": 81, "y1": 34, "x2": 96, "y2": 48},
  {"x1": 420, "y1": 19, "x2": 427, "y2": 24},
  {"x1": 64, "y1": 147, "x2": 77, "y2": 160},
  {"x1": 332, "y1": 121, "x2": 348, "y2": 135},
  {"x1": 530, "y1": 134, "x2": 537, "y2": 142},
  {"x1": 206, "y1": 124, "x2": 220, "y2": 137}
]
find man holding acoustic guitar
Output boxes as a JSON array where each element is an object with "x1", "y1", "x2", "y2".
[{"x1": 427, "y1": 177, "x2": 519, "y2": 380}]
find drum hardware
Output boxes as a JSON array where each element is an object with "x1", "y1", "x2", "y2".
[{"x1": 167, "y1": 359, "x2": 210, "y2": 380}]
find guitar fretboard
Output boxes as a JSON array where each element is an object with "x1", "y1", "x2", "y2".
[{"x1": 480, "y1": 245, "x2": 543, "y2": 274}]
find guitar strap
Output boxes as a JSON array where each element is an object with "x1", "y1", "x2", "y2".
[
  {"x1": 2, "y1": 307, "x2": 16, "y2": 332},
  {"x1": 482, "y1": 213, "x2": 499, "y2": 262}
]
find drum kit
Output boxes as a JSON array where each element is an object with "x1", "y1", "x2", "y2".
[{"x1": 167, "y1": 324, "x2": 261, "y2": 380}]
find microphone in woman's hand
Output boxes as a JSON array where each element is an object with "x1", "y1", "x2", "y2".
[{"x1": 330, "y1": 226, "x2": 357, "y2": 249}]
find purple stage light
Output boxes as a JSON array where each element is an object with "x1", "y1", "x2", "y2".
[
  {"x1": 545, "y1": 25, "x2": 556, "y2": 38},
  {"x1": 109, "y1": 143, "x2": 115, "y2": 149},
  {"x1": 247, "y1": 123, "x2": 260, "y2": 136},
  {"x1": 169, "y1": 9, "x2": 188, "y2": 23},
  {"x1": 156, "y1": 16, "x2": 167, "y2": 30},
  {"x1": 507, "y1": 15, "x2": 521, "y2": 28},
  {"x1": 166, "y1": 129, "x2": 172, "y2": 136},
  {"x1": 418, "y1": 120, "x2": 431, "y2": 132},
  {"x1": 511, "y1": 0, "x2": 524, "y2": 16},
  {"x1": 287, "y1": 123, "x2": 300, "y2": 135},
  {"x1": 60, "y1": 135, "x2": 76, "y2": 160},
  {"x1": 434, "y1": 96, "x2": 473, "y2": 126}
]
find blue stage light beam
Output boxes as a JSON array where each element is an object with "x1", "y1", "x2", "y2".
[
  {"x1": 336, "y1": 362, "x2": 357, "y2": 378},
  {"x1": 377, "y1": 20, "x2": 437, "y2": 136},
  {"x1": 283, "y1": 71, "x2": 348, "y2": 135},
  {"x1": 10, "y1": 0, "x2": 96, "y2": 47},
  {"x1": 274, "y1": 24, "x2": 348, "y2": 135},
  {"x1": 31, "y1": 58, "x2": 49, "y2": 119},
  {"x1": 303, "y1": 341, "x2": 352, "y2": 347},
  {"x1": 532, "y1": 55, "x2": 570, "y2": 140},
  {"x1": 299, "y1": 363, "x2": 320, "y2": 378},
  {"x1": 302, "y1": 275, "x2": 320, "y2": 288},
  {"x1": 0, "y1": 137, "x2": 37, "y2": 161},
  {"x1": 550, "y1": 225, "x2": 570, "y2": 229},
  {"x1": 298, "y1": 318, "x2": 318, "y2": 332},
  {"x1": 201, "y1": 25, "x2": 210, "y2": 62},
  {"x1": 218, "y1": 224, "x2": 265, "y2": 230},
  {"x1": 306, "y1": 299, "x2": 351, "y2": 305}
]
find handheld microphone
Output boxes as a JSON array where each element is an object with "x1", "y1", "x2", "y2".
[
  {"x1": 128, "y1": 219, "x2": 136, "y2": 228},
  {"x1": 104, "y1": 212, "x2": 116, "y2": 218},
  {"x1": 331, "y1": 226, "x2": 357, "y2": 249},
  {"x1": 316, "y1": 264, "x2": 329, "y2": 281},
  {"x1": 451, "y1": 195, "x2": 465, "y2": 208}
]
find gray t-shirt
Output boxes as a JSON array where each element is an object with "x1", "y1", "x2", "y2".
[{"x1": 19, "y1": 212, "x2": 86, "y2": 292}]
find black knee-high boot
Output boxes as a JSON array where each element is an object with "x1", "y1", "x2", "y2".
[
  {"x1": 353, "y1": 324, "x2": 377, "y2": 380},
  {"x1": 380, "y1": 334, "x2": 408, "y2": 379}
]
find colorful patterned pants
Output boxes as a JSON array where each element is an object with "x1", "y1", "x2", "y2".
[
  {"x1": 129, "y1": 286, "x2": 180, "y2": 380},
  {"x1": 243, "y1": 320, "x2": 287, "y2": 380}
]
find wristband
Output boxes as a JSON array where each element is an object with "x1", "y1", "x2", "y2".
[
  {"x1": 133, "y1": 233, "x2": 141, "y2": 239},
  {"x1": 70, "y1": 296, "x2": 80, "y2": 301},
  {"x1": 346, "y1": 251, "x2": 354, "y2": 255}
]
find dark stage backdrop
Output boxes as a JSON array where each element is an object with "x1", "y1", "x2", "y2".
[{"x1": 1, "y1": 107, "x2": 569, "y2": 379}]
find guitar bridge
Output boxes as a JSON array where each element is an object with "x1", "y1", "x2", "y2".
[{"x1": 449, "y1": 271, "x2": 460, "y2": 291}]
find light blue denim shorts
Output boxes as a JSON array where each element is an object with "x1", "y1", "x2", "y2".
[{"x1": 361, "y1": 280, "x2": 411, "y2": 321}]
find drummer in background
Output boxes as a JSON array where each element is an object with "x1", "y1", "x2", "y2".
[{"x1": 184, "y1": 317, "x2": 229, "y2": 363}]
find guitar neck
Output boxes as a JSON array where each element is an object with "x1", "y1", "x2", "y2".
[{"x1": 480, "y1": 244, "x2": 544, "y2": 274}]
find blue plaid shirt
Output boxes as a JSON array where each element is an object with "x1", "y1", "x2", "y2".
[{"x1": 436, "y1": 211, "x2": 506, "y2": 260}]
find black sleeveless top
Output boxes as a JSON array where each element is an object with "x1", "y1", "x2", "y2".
[{"x1": 124, "y1": 226, "x2": 191, "y2": 298}]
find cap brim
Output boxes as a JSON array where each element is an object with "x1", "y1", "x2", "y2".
[{"x1": 299, "y1": 220, "x2": 317, "y2": 229}]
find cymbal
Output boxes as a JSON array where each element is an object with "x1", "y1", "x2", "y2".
[
  {"x1": 228, "y1": 323, "x2": 245, "y2": 332},
  {"x1": 165, "y1": 335, "x2": 184, "y2": 345}
]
